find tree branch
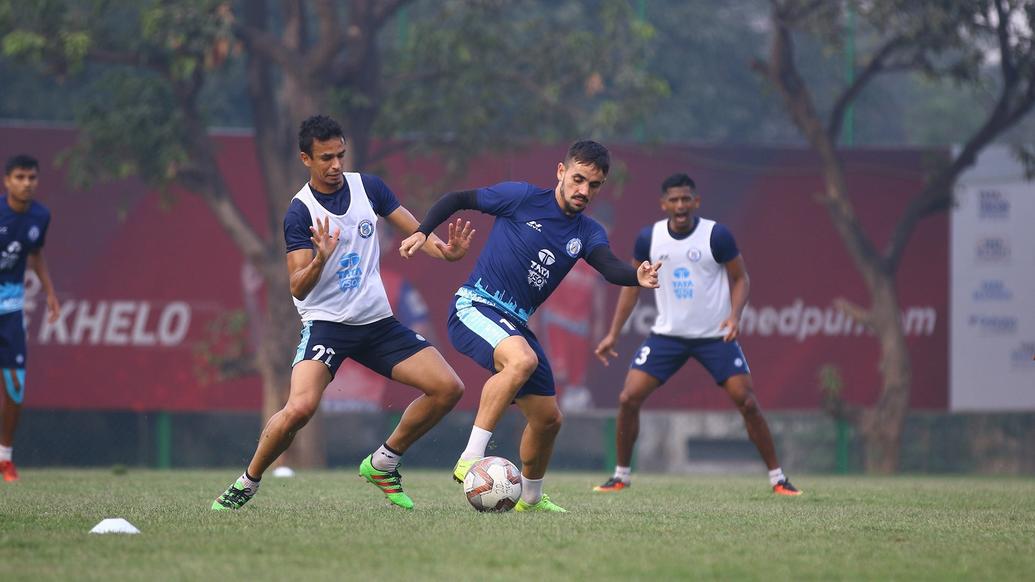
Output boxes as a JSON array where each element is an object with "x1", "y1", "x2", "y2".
[
  {"x1": 233, "y1": 20, "x2": 298, "y2": 72},
  {"x1": 828, "y1": 36, "x2": 908, "y2": 142},
  {"x1": 304, "y1": 0, "x2": 345, "y2": 76},
  {"x1": 992, "y1": 0, "x2": 1017, "y2": 84}
]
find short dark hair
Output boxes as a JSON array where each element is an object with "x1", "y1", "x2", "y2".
[
  {"x1": 565, "y1": 140, "x2": 610, "y2": 176},
  {"x1": 298, "y1": 115, "x2": 345, "y2": 156},
  {"x1": 5, "y1": 154, "x2": 39, "y2": 176},
  {"x1": 661, "y1": 173, "x2": 696, "y2": 194}
]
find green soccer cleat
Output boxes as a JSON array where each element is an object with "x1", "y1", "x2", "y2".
[
  {"x1": 515, "y1": 493, "x2": 568, "y2": 513},
  {"x1": 211, "y1": 478, "x2": 256, "y2": 511},
  {"x1": 452, "y1": 457, "x2": 480, "y2": 484},
  {"x1": 359, "y1": 455, "x2": 414, "y2": 510}
]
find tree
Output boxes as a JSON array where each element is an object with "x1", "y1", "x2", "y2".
[
  {"x1": 754, "y1": 0, "x2": 1035, "y2": 472},
  {"x1": 0, "y1": 0, "x2": 665, "y2": 466}
]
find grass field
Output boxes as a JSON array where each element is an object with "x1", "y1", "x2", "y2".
[{"x1": 2, "y1": 469, "x2": 1035, "y2": 581}]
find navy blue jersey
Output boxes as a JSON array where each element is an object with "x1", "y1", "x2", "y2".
[
  {"x1": 0, "y1": 197, "x2": 50, "y2": 315},
  {"x1": 633, "y1": 217, "x2": 739, "y2": 263},
  {"x1": 283, "y1": 173, "x2": 400, "y2": 253},
  {"x1": 459, "y1": 182, "x2": 609, "y2": 323}
]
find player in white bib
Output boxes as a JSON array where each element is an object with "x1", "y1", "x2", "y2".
[
  {"x1": 593, "y1": 173, "x2": 801, "y2": 496},
  {"x1": 213, "y1": 115, "x2": 474, "y2": 511}
]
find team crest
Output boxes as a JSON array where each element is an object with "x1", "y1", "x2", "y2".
[
  {"x1": 358, "y1": 219, "x2": 374, "y2": 238},
  {"x1": 28, "y1": 226, "x2": 40, "y2": 242},
  {"x1": 688, "y1": 248, "x2": 702, "y2": 262},
  {"x1": 565, "y1": 238, "x2": 582, "y2": 258}
]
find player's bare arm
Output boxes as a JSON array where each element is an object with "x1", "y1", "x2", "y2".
[
  {"x1": 287, "y1": 215, "x2": 339, "y2": 300},
  {"x1": 595, "y1": 259, "x2": 645, "y2": 366},
  {"x1": 721, "y1": 255, "x2": 750, "y2": 342},
  {"x1": 387, "y1": 207, "x2": 474, "y2": 261},
  {"x1": 27, "y1": 249, "x2": 60, "y2": 324}
]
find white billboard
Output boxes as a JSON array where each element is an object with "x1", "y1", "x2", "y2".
[{"x1": 951, "y1": 146, "x2": 1035, "y2": 411}]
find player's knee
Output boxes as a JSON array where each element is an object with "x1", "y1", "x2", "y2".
[
  {"x1": 282, "y1": 401, "x2": 317, "y2": 429},
  {"x1": 618, "y1": 390, "x2": 646, "y2": 410},
  {"x1": 441, "y1": 375, "x2": 464, "y2": 406},
  {"x1": 533, "y1": 408, "x2": 563, "y2": 435},
  {"x1": 506, "y1": 352, "x2": 539, "y2": 381},
  {"x1": 738, "y1": 393, "x2": 760, "y2": 416}
]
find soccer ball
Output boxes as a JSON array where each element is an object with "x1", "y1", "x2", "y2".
[{"x1": 463, "y1": 456, "x2": 522, "y2": 512}]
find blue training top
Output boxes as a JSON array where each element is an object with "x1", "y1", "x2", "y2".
[
  {"x1": 458, "y1": 182, "x2": 608, "y2": 324},
  {"x1": 0, "y1": 197, "x2": 50, "y2": 315}
]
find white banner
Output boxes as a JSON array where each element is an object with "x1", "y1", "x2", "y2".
[{"x1": 951, "y1": 146, "x2": 1035, "y2": 411}]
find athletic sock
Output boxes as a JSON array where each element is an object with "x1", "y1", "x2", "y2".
[
  {"x1": 521, "y1": 475, "x2": 543, "y2": 505},
  {"x1": 238, "y1": 472, "x2": 261, "y2": 495},
  {"x1": 461, "y1": 426, "x2": 492, "y2": 460},
  {"x1": 371, "y1": 442, "x2": 402, "y2": 472},
  {"x1": 613, "y1": 465, "x2": 631, "y2": 483},
  {"x1": 768, "y1": 467, "x2": 786, "y2": 487},
  {"x1": 0, "y1": 444, "x2": 11, "y2": 462}
]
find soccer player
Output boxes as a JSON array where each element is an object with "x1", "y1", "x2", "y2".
[
  {"x1": 212, "y1": 115, "x2": 473, "y2": 511},
  {"x1": 399, "y1": 141, "x2": 661, "y2": 512},
  {"x1": 0, "y1": 155, "x2": 61, "y2": 483},
  {"x1": 592, "y1": 173, "x2": 801, "y2": 496}
]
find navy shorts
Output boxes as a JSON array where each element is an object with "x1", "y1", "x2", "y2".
[
  {"x1": 630, "y1": 334, "x2": 750, "y2": 385},
  {"x1": 292, "y1": 316, "x2": 430, "y2": 379},
  {"x1": 0, "y1": 311, "x2": 27, "y2": 404},
  {"x1": 447, "y1": 295, "x2": 555, "y2": 398}
]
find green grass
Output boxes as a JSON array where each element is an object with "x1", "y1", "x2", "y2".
[{"x1": 2, "y1": 470, "x2": 1035, "y2": 581}]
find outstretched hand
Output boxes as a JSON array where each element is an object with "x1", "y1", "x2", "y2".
[
  {"x1": 310, "y1": 215, "x2": 341, "y2": 263},
  {"x1": 399, "y1": 231, "x2": 428, "y2": 259},
  {"x1": 637, "y1": 260, "x2": 662, "y2": 288},
  {"x1": 435, "y1": 219, "x2": 476, "y2": 261}
]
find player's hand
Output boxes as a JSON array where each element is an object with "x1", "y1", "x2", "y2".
[
  {"x1": 399, "y1": 231, "x2": 428, "y2": 259},
  {"x1": 309, "y1": 215, "x2": 341, "y2": 264},
  {"x1": 435, "y1": 219, "x2": 475, "y2": 261},
  {"x1": 637, "y1": 260, "x2": 662, "y2": 288},
  {"x1": 45, "y1": 293, "x2": 61, "y2": 324},
  {"x1": 594, "y1": 334, "x2": 619, "y2": 366},
  {"x1": 720, "y1": 316, "x2": 740, "y2": 342}
]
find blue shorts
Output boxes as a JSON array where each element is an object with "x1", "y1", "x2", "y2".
[
  {"x1": 292, "y1": 317, "x2": 430, "y2": 379},
  {"x1": 630, "y1": 334, "x2": 750, "y2": 385},
  {"x1": 447, "y1": 296, "x2": 555, "y2": 398},
  {"x1": 0, "y1": 311, "x2": 27, "y2": 404}
]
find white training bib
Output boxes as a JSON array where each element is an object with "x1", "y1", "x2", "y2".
[
  {"x1": 649, "y1": 218, "x2": 731, "y2": 338},
  {"x1": 291, "y1": 173, "x2": 393, "y2": 324}
]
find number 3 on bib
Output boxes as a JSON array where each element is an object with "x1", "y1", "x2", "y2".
[{"x1": 634, "y1": 346, "x2": 650, "y2": 365}]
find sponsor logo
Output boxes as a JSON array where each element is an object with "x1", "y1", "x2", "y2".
[
  {"x1": 972, "y1": 280, "x2": 1013, "y2": 302},
  {"x1": 0, "y1": 227, "x2": 7, "y2": 234},
  {"x1": 526, "y1": 221, "x2": 543, "y2": 232},
  {"x1": 357, "y1": 219, "x2": 374, "y2": 238},
  {"x1": 415, "y1": 333, "x2": 426, "y2": 342},
  {"x1": 671, "y1": 267, "x2": 693, "y2": 299},
  {"x1": 976, "y1": 237, "x2": 1010, "y2": 263},
  {"x1": 0, "y1": 240, "x2": 22, "y2": 270},
  {"x1": 978, "y1": 190, "x2": 1009, "y2": 219},
  {"x1": 565, "y1": 238, "x2": 582, "y2": 258},
  {"x1": 1009, "y1": 342, "x2": 1035, "y2": 366},
  {"x1": 36, "y1": 300, "x2": 192, "y2": 347},
  {"x1": 528, "y1": 249, "x2": 555, "y2": 290},
  {"x1": 687, "y1": 248, "x2": 702, "y2": 262},
  {"x1": 337, "y1": 252, "x2": 363, "y2": 291},
  {"x1": 967, "y1": 314, "x2": 1018, "y2": 335},
  {"x1": 28, "y1": 225, "x2": 40, "y2": 242}
]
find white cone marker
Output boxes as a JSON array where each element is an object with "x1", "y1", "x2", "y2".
[{"x1": 89, "y1": 518, "x2": 141, "y2": 535}]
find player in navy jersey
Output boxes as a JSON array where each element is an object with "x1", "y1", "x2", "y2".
[
  {"x1": 0, "y1": 155, "x2": 61, "y2": 483},
  {"x1": 592, "y1": 173, "x2": 801, "y2": 496},
  {"x1": 399, "y1": 141, "x2": 661, "y2": 512},
  {"x1": 213, "y1": 115, "x2": 474, "y2": 511}
]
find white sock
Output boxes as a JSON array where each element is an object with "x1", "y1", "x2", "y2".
[
  {"x1": 371, "y1": 443, "x2": 402, "y2": 472},
  {"x1": 461, "y1": 426, "x2": 492, "y2": 460},
  {"x1": 0, "y1": 444, "x2": 11, "y2": 462},
  {"x1": 613, "y1": 465, "x2": 631, "y2": 483},
  {"x1": 768, "y1": 467, "x2": 786, "y2": 486},
  {"x1": 238, "y1": 472, "x2": 261, "y2": 495},
  {"x1": 521, "y1": 475, "x2": 543, "y2": 505}
]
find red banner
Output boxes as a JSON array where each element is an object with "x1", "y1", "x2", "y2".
[{"x1": 2, "y1": 126, "x2": 947, "y2": 412}]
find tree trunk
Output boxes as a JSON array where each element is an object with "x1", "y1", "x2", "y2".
[{"x1": 857, "y1": 276, "x2": 912, "y2": 473}]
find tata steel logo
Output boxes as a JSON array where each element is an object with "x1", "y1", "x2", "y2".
[
  {"x1": 972, "y1": 280, "x2": 1012, "y2": 302},
  {"x1": 975, "y1": 237, "x2": 1010, "y2": 263},
  {"x1": 673, "y1": 267, "x2": 691, "y2": 279},
  {"x1": 967, "y1": 314, "x2": 1018, "y2": 334},
  {"x1": 978, "y1": 190, "x2": 1009, "y2": 220},
  {"x1": 538, "y1": 249, "x2": 556, "y2": 265}
]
